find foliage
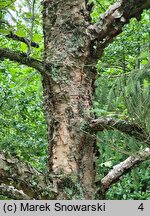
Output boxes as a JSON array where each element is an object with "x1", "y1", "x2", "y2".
[
  {"x1": 94, "y1": 10, "x2": 150, "y2": 199},
  {"x1": 0, "y1": 0, "x2": 47, "y2": 171},
  {"x1": 0, "y1": 0, "x2": 43, "y2": 58},
  {"x1": 0, "y1": 60, "x2": 48, "y2": 171},
  {"x1": 91, "y1": 0, "x2": 116, "y2": 22}
]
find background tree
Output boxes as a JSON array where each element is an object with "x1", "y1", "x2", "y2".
[{"x1": 0, "y1": 0, "x2": 150, "y2": 199}]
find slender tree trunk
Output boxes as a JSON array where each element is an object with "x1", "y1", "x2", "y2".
[{"x1": 42, "y1": 0, "x2": 97, "y2": 199}]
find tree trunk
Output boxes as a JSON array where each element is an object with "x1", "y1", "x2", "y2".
[
  {"x1": 0, "y1": 0, "x2": 150, "y2": 200},
  {"x1": 42, "y1": 0, "x2": 97, "y2": 199}
]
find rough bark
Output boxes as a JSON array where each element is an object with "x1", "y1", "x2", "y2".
[
  {"x1": 0, "y1": 147, "x2": 149, "y2": 199},
  {"x1": 0, "y1": 184, "x2": 31, "y2": 200},
  {"x1": 0, "y1": 153, "x2": 55, "y2": 199},
  {"x1": 42, "y1": 0, "x2": 96, "y2": 199},
  {"x1": 101, "y1": 147, "x2": 150, "y2": 192},
  {"x1": 89, "y1": 117, "x2": 150, "y2": 145},
  {"x1": 87, "y1": 0, "x2": 150, "y2": 58},
  {"x1": 41, "y1": 0, "x2": 150, "y2": 199}
]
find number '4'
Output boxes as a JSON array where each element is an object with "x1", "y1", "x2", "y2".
[{"x1": 138, "y1": 203, "x2": 144, "y2": 211}]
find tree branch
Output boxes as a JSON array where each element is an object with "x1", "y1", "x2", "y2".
[
  {"x1": 87, "y1": 0, "x2": 150, "y2": 59},
  {"x1": 0, "y1": 184, "x2": 31, "y2": 200},
  {"x1": 101, "y1": 147, "x2": 150, "y2": 191},
  {"x1": 89, "y1": 117, "x2": 150, "y2": 145},
  {"x1": 0, "y1": 152, "x2": 56, "y2": 199},
  {"x1": 0, "y1": 47, "x2": 45, "y2": 74},
  {"x1": 5, "y1": 32, "x2": 39, "y2": 48}
]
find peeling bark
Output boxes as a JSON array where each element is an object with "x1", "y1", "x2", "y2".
[
  {"x1": 0, "y1": 184, "x2": 31, "y2": 200},
  {"x1": 0, "y1": 153, "x2": 55, "y2": 199},
  {"x1": 101, "y1": 147, "x2": 150, "y2": 192},
  {"x1": 41, "y1": 0, "x2": 150, "y2": 199},
  {"x1": 42, "y1": 0, "x2": 96, "y2": 199},
  {"x1": 89, "y1": 117, "x2": 150, "y2": 145},
  {"x1": 87, "y1": 0, "x2": 150, "y2": 58}
]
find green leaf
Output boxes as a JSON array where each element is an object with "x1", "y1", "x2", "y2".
[
  {"x1": 21, "y1": 43, "x2": 27, "y2": 52},
  {"x1": 32, "y1": 33, "x2": 41, "y2": 42},
  {"x1": 15, "y1": 29, "x2": 26, "y2": 37},
  {"x1": 0, "y1": 28, "x2": 9, "y2": 35}
]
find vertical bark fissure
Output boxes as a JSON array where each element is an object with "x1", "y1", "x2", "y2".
[{"x1": 42, "y1": 0, "x2": 97, "y2": 198}]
